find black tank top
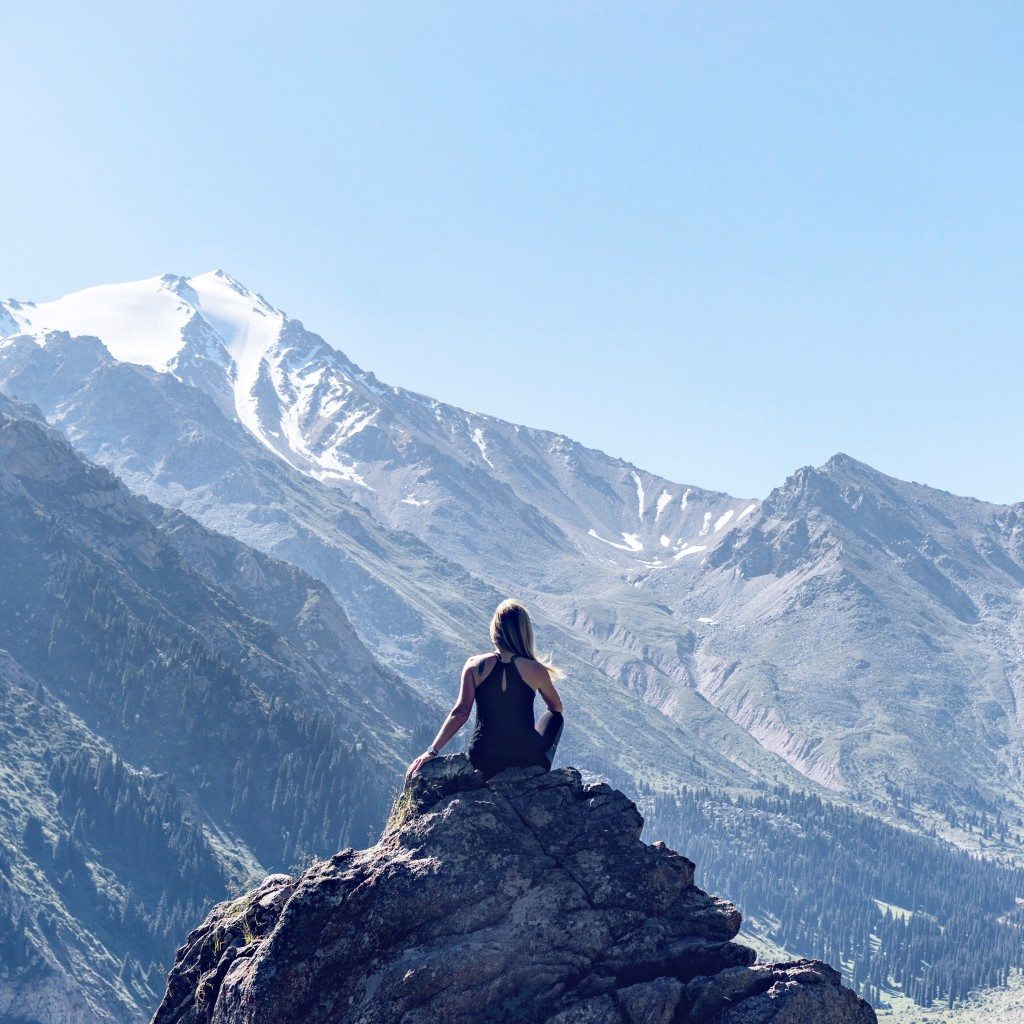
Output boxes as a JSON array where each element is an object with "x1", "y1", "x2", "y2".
[{"x1": 467, "y1": 654, "x2": 543, "y2": 765}]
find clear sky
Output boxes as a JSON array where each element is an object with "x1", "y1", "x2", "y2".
[{"x1": 3, "y1": 2, "x2": 1023, "y2": 502}]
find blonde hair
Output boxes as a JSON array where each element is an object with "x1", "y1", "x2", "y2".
[{"x1": 489, "y1": 599, "x2": 564, "y2": 681}]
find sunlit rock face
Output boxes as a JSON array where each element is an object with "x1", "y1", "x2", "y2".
[{"x1": 151, "y1": 757, "x2": 875, "y2": 1024}]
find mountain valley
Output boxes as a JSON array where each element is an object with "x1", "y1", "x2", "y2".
[{"x1": 2, "y1": 273, "x2": 1023, "y2": 1020}]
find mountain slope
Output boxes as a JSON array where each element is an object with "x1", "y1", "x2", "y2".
[
  {"x1": 0, "y1": 394, "x2": 435, "y2": 1022},
  {"x1": 0, "y1": 328, "x2": 793, "y2": 797},
  {"x1": 1, "y1": 272, "x2": 755, "y2": 581},
  {"x1": 651, "y1": 785, "x2": 1024, "y2": 1009},
  {"x1": 640, "y1": 454, "x2": 1024, "y2": 816}
]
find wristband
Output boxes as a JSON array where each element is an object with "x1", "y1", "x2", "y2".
[{"x1": 426, "y1": 748, "x2": 440, "y2": 757}]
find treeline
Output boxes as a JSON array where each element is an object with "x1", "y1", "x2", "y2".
[
  {"x1": 875, "y1": 777, "x2": 1021, "y2": 846},
  {"x1": 24, "y1": 548, "x2": 392, "y2": 862},
  {"x1": 646, "y1": 786, "x2": 1024, "y2": 1008},
  {"x1": 0, "y1": 532, "x2": 398, "y2": 1014},
  {"x1": 48, "y1": 750, "x2": 226, "y2": 949},
  {"x1": 1, "y1": 677, "x2": 386, "y2": 1014},
  {"x1": 52, "y1": 750, "x2": 222, "y2": 894},
  {"x1": 9, "y1": 753, "x2": 220, "y2": 992}
]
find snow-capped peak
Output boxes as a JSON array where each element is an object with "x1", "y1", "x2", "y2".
[
  {"x1": 1, "y1": 271, "x2": 285, "y2": 374},
  {"x1": 4, "y1": 273, "x2": 193, "y2": 369},
  {"x1": 1, "y1": 271, "x2": 293, "y2": 450},
  {"x1": 186, "y1": 270, "x2": 283, "y2": 358}
]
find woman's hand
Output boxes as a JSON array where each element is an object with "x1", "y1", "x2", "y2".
[{"x1": 405, "y1": 751, "x2": 436, "y2": 781}]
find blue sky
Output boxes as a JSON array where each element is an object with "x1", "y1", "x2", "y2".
[{"x1": 3, "y1": 2, "x2": 1023, "y2": 502}]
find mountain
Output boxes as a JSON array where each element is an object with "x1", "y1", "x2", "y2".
[
  {"x1": 0, "y1": 272, "x2": 754, "y2": 580},
  {"x1": 0, "y1": 274, "x2": 759, "y2": 728},
  {"x1": 5, "y1": 273, "x2": 1024, "y2": 827},
  {"x1": 5, "y1": 272, "x2": 1024, "y2": 1017},
  {"x1": 0, "y1": 393, "x2": 434, "y2": 1022},
  {"x1": 640, "y1": 454, "x2": 1024, "y2": 818},
  {"x1": 150, "y1": 757, "x2": 876, "y2": 1024},
  {"x1": 0, "y1": 323, "x2": 790, "y2": 798}
]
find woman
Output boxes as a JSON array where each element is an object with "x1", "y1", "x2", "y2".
[{"x1": 406, "y1": 599, "x2": 565, "y2": 782}]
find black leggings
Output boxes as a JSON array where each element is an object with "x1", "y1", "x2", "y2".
[
  {"x1": 536, "y1": 710, "x2": 564, "y2": 769},
  {"x1": 470, "y1": 712, "x2": 565, "y2": 781}
]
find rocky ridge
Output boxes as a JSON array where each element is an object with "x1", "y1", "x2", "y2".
[{"x1": 151, "y1": 757, "x2": 875, "y2": 1024}]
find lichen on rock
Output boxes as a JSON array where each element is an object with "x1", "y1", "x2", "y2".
[{"x1": 151, "y1": 756, "x2": 876, "y2": 1024}]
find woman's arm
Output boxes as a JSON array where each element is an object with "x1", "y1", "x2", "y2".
[
  {"x1": 536, "y1": 674, "x2": 563, "y2": 714},
  {"x1": 405, "y1": 657, "x2": 479, "y2": 780},
  {"x1": 520, "y1": 660, "x2": 563, "y2": 713}
]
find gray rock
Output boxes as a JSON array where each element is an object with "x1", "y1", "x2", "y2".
[{"x1": 151, "y1": 757, "x2": 875, "y2": 1024}]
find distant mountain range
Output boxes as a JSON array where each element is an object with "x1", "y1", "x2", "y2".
[
  {"x1": 1, "y1": 271, "x2": 752, "y2": 575},
  {"x1": 0, "y1": 276, "x2": 790, "y2": 796},
  {"x1": 3, "y1": 272, "x2": 1024, "y2": 1020},
  {"x1": 5, "y1": 272, "x2": 1022, "y2": 822}
]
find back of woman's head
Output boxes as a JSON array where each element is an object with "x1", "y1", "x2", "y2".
[{"x1": 490, "y1": 599, "x2": 564, "y2": 680}]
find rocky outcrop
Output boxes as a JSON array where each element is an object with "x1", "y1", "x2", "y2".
[{"x1": 151, "y1": 757, "x2": 875, "y2": 1024}]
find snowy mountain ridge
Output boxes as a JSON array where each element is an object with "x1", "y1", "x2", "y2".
[
  {"x1": 7, "y1": 270, "x2": 1024, "y2": 821},
  {"x1": 3, "y1": 271, "x2": 288, "y2": 445},
  {"x1": 1, "y1": 272, "x2": 755, "y2": 573}
]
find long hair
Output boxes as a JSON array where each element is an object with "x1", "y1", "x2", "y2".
[{"x1": 489, "y1": 599, "x2": 564, "y2": 681}]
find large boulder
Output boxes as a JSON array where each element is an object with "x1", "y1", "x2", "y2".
[{"x1": 151, "y1": 757, "x2": 876, "y2": 1024}]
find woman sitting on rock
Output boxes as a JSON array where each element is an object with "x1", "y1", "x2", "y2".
[{"x1": 406, "y1": 599, "x2": 565, "y2": 782}]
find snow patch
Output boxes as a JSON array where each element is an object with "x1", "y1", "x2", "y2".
[
  {"x1": 660, "y1": 535, "x2": 671, "y2": 548},
  {"x1": 319, "y1": 385, "x2": 357, "y2": 420},
  {"x1": 470, "y1": 425, "x2": 495, "y2": 469},
  {"x1": 680, "y1": 488, "x2": 691, "y2": 511},
  {"x1": 335, "y1": 410, "x2": 377, "y2": 442},
  {"x1": 631, "y1": 471, "x2": 646, "y2": 521},
  {"x1": 672, "y1": 544, "x2": 707, "y2": 560},
  {"x1": 402, "y1": 495, "x2": 430, "y2": 507},
  {"x1": 588, "y1": 529, "x2": 644, "y2": 553},
  {"x1": 737, "y1": 503, "x2": 757, "y2": 521},
  {"x1": 699, "y1": 511, "x2": 712, "y2": 536},
  {"x1": 655, "y1": 489, "x2": 673, "y2": 520},
  {"x1": 308, "y1": 444, "x2": 374, "y2": 489},
  {"x1": 714, "y1": 509, "x2": 735, "y2": 532}
]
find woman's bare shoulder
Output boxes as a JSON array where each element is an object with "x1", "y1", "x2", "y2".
[
  {"x1": 516, "y1": 658, "x2": 550, "y2": 686},
  {"x1": 464, "y1": 652, "x2": 496, "y2": 673}
]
